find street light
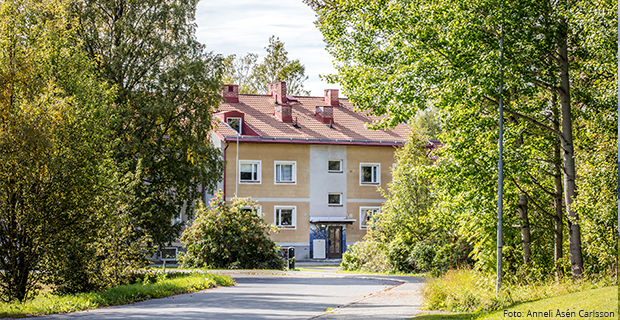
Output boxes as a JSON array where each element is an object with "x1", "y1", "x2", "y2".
[{"x1": 496, "y1": 8, "x2": 505, "y2": 295}]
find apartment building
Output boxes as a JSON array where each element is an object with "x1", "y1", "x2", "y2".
[{"x1": 210, "y1": 81, "x2": 410, "y2": 260}]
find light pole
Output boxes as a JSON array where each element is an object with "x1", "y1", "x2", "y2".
[
  {"x1": 223, "y1": 122, "x2": 240, "y2": 198},
  {"x1": 496, "y1": 8, "x2": 505, "y2": 295}
]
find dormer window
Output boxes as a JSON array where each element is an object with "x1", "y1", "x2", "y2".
[{"x1": 227, "y1": 117, "x2": 242, "y2": 134}]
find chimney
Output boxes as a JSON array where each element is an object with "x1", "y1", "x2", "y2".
[
  {"x1": 222, "y1": 84, "x2": 239, "y2": 103},
  {"x1": 315, "y1": 106, "x2": 334, "y2": 124},
  {"x1": 324, "y1": 89, "x2": 339, "y2": 106},
  {"x1": 269, "y1": 81, "x2": 287, "y2": 104},
  {"x1": 274, "y1": 105, "x2": 293, "y2": 123}
]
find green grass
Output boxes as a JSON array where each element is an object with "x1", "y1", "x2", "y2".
[
  {"x1": 0, "y1": 272, "x2": 235, "y2": 318},
  {"x1": 414, "y1": 286, "x2": 617, "y2": 320},
  {"x1": 423, "y1": 269, "x2": 615, "y2": 312}
]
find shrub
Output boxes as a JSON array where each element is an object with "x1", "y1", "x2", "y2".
[
  {"x1": 180, "y1": 192, "x2": 284, "y2": 270},
  {"x1": 341, "y1": 238, "x2": 391, "y2": 273}
]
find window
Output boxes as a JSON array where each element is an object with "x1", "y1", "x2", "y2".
[
  {"x1": 328, "y1": 160, "x2": 342, "y2": 172},
  {"x1": 360, "y1": 163, "x2": 380, "y2": 184},
  {"x1": 275, "y1": 206, "x2": 296, "y2": 228},
  {"x1": 241, "y1": 205, "x2": 262, "y2": 217},
  {"x1": 227, "y1": 117, "x2": 241, "y2": 134},
  {"x1": 240, "y1": 160, "x2": 260, "y2": 183},
  {"x1": 328, "y1": 193, "x2": 342, "y2": 206},
  {"x1": 360, "y1": 207, "x2": 380, "y2": 229},
  {"x1": 160, "y1": 247, "x2": 178, "y2": 261},
  {"x1": 275, "y1": 161, "x2": 296, "y2": 183}
]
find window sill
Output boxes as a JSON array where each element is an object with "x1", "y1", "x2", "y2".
[
  {"x1": 360, "y1": 182, "x2": 380, "y2": 185},
  {"x1": 277, "y1": 226, "x2": 296, "y2": 229},
  {"x1": 328, "y1": 170, "x2": 343, "y2": 173},
  {"x1": 328, "y1": 204, "x2": 343, "y2": 207},
  {"x1": 275, "y1": 181, "x2": 296, "y2": 184},
  {"x1": 240, "y1": 181, "x2": 261, "y2": 184}
]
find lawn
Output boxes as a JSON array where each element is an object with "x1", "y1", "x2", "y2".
[
  {"x1": 414, "y1": 286, "x2": 618, "y2": 320},
  {"x1": 0, "y1": 272, "x2": 235, "y2": 318}
]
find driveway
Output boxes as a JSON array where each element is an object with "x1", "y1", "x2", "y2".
[{"x1": 36, "y1": 270, "x2": 426, "y2": 320}]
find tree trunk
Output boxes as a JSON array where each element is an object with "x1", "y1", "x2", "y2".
[
  {"x1": 558, "y1": 22, "x2": 583, "y2": 279},
  {"x1": 552, "y1": 98, "x2": 564, "y2": 280},
  {"x1": 517, "y1": 194, "x2": 531, "y2": 264}
]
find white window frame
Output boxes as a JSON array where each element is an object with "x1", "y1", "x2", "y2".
[
  {"x1": 328, "y1": 193, "x2": 343, "y2": 206},
  {"x1": 239, "y1": 160, "x2": 261, "y2": 184},
  {"x1": 160, "y1": 247, "x2": 178, "y2": 261},
  {"x1": 274, "y1": 161, "x2": 297, "y2": 184},
  {"x1": 328, "y1": 159, "x2": 343, "y2": 173},
  {"x1": 359, "y1": 163, "x2": 381, "y2": 185},
  {"x1": 227, "y1": 117, "x2": 242, "y2": 134},
  {"x1": 274, "y1": 206, "x2": 296, "y2": 229},
  {"x1": 241, "y1": 205, "x2": 262, "y2": 217},
  {"x1": 360, "y1": 207, "x2": 381, "y2": 229}
]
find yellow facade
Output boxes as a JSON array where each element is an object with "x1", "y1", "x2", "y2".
[{"x1": 222, "y1": 141, "x2": 398, "y2": 259}]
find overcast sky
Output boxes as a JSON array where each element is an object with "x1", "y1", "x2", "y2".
[{"x1": 194, "y1": 0, "x2": 341, "y2": 97}]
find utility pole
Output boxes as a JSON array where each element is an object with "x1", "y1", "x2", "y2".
[{"x1": 496, "y1": 8, "x2": 505, "y2": 295}]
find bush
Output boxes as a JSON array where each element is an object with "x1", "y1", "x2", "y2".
[
  {"x1": 180, "y1": 192, "x2": 284, "y2": 270},
  {"x1": 341, "y1": 238, "x2": 391, "y2": 273}
]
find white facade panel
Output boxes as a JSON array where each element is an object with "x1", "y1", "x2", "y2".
[{"x1": 309, "y1": 145, "x2": 347, "y2": 219}]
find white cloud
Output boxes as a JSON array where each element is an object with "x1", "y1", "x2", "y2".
[{"x1": 195, "y1": 0, "x2": 341, "y2": 97}]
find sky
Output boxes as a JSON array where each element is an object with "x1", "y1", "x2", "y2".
[{"x1": 194, "y1": 0, "x2": 341, "y2": 97}]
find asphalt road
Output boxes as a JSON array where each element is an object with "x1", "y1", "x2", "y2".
[{"x1": 36, "y1": 272, "x2": 423, "y2": 320}]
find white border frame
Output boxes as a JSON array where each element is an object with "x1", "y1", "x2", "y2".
[
  {"x1": 239, "y1": 160, "x2": 261, "y2": 184},
  {"x1": 274, "y1": 205, "x2": 297, "y2": 229},
  {"x1": 359, "y1": 206, "x2": 381, "y2": 229},
  {"x1": 359, "y1": 163, "x2": 381, "y2": 185},
  {"x1": 274, "y1": 161, "x2": 297, "y2": 184},
  {"x1": 328, "y1": 192, "x2": 343, "y2": 206},
  {"x1": 328, "y1": 159, "x2": 343, "y2": 173},
  {"x1": 226, "y1": 117, "x2": 242, "y2": 135}
]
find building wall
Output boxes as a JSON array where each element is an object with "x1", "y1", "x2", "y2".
[
  {"x1": 225, "y1": 142, "x2": 311, "y2": 199},
  {"x1": 220, "y1": 141, "x2": 397, "y2": 257},
  {"x1": 346, "y1": 145, "x2": 396, "y2": 200},
  {"x1": 309, "y1": 145, "x2": 347, "y2": 218}
]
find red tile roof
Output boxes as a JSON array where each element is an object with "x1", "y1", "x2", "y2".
[{"x1": 213, "y1": 94, "x2": 410, "y2": 146}]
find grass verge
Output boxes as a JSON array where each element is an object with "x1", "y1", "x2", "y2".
[
  {"x1": 414, "y1": 286, "x2": 617, "y2": 320},
  {"x1": 424, "y1": 269, "x2": 615, "y2": 312},
  {"x1": 0, "y1": 272, "x2": 235, "y2": 318}
]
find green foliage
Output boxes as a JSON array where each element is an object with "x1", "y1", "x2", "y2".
[
  {"x1": 74, "y1": 0, "x2": 226, "y2": 247},
  {"x1": 308, "y1": 0, "x2": 617, "y2": 280},
  {"x1": 181, "y1": 192, "x2": 284, "y2": 270},
  {"x1": 0, "y1": 0, "x2": 130, "y2": 302},
  {"x1": 341, "y1": 238, "x2": 391, "y2": 273},
  {"x1": 0, "y1": 272, "x2": 235, "y2": 318},
  {"x1": 411, "y1": 106, "x2": 442, "y2": 141},
  {"x1": 223, "y1": 36, "x2": 310, "y2": 95},
  {"x1": 423, "y1": 269, "x2": 616, "y2": 313},
  {"x1": 342, "y1": 133, "x2": 473, "y2": 275}
]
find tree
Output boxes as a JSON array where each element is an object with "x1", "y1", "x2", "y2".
[
  {"x1": 0, "y1": 0, "x2": 117, "y2": 301},
  {"x1": 223, "y1": 36, "x2": 311, "y2": 96},
  {"x1": 73, "y1": 0, "x2": 226, "y2": 248},
  {"x1": 307, "y1": 0, "x2": 616, "y2": 279},
  {"x1": 223, "y1": 53, "x2": 259, "y2": 94},
  {"x1": 180, "y1": 192, "x2": 284, "y2": 270}
]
